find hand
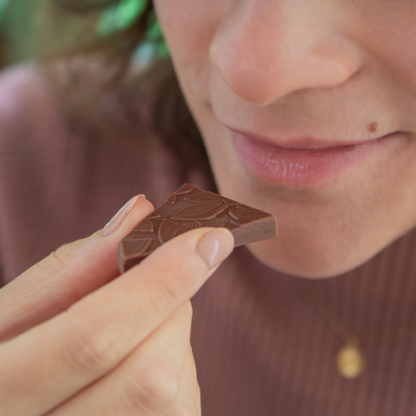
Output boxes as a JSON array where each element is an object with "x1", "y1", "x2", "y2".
[{"x1": 0, "y1": 195, "x2": 234, "y2": 415}]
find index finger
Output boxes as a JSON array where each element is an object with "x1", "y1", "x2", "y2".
[
  {"x1": 0, "y1": 196, "x2": 154, "y2": 342},
  {"x1": 0, "y1": 226, "x2": 234, "y2": 416}
]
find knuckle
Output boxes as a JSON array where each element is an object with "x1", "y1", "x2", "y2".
[
  {"x1": 64, "y1": 322, "x2": 119, "y2": 376},
  {"x1": 124, "y1": 366, "x2": 180, "y2": 413},
  {"x1": 55, "y1": 241, "x2": 83, "y2": 265},
  {"x1": 36, "y1": 252, "x2": 61, "y2": 275},
  {"x1": 37, "y1": 242, "x2": 80, "y2": 274}
]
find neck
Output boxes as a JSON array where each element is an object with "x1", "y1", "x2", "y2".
[
  {"x1": 296, "y1": 227, "x2": 416, "y2": 340},
  {"x1": 238, "y1": 226, "x2": 416, "y2": 342}
]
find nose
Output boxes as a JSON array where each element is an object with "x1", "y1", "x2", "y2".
[{"x1": 209, "y1": 1, "x2": 362, "y2": 106}]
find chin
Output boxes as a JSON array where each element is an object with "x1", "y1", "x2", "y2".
[{"x1": 245, "y1": 238, "x2": 377, "y2": 279}]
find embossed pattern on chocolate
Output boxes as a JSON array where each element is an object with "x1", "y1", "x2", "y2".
[{"x1": 117, "y1": 183, "x2": 277, "y2": 273}]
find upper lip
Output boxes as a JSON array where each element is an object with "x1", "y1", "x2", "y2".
[{"x1": 226, "y1": 126, "x2": 393, "y2": 149}]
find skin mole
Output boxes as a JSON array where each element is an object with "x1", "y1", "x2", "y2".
[{"x1": 368, "y1": 122, "x2": 378, "y2": 133}]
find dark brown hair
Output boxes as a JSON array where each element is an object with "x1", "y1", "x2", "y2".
[{"x1": 47, "y1": 0, "x2": 212, "y2": 178}]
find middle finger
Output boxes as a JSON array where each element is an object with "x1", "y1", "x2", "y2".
[{"x1": 46, "y1": 301, "x2": 194, "y2": 416}]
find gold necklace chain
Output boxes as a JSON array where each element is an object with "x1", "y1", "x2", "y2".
[{"x1": 295, "y1": 280, "x2": 416, "y2": 379}]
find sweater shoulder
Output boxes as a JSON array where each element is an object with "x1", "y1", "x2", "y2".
[
  {"x1": 0, "y1": 64, "x2": 64, "y2": 151},
  {"x1": 0, "y1": 64, "x2": 51, "y2": 117}
]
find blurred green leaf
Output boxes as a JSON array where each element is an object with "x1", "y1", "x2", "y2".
[
  {"x1": 146, "y1": 10, "x2": 169, "y2": 59},
  {"x1": 0, "y1": 0, "x2": 9, "y2": 23},
  {"x1": 97, "y1": 0, "x2": 169, "y2": 62},
  {"x1": 97, "y1": 0, "x2": 146, "y2": 35}
]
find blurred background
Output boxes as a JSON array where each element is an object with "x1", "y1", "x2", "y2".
[
  {"x1": 0, "y1": 0, "x2": 33, "y2": 67},
  {"x1": 0, "y1": 0, "x2": 168, "y2": 69},
  {"x1": 0, "y1": 0, "x2": 101, "y2": 67}
]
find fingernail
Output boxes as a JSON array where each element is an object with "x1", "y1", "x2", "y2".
[
  {"x1": 196, "y1": 228, "x2": 234, "y2": 270},
  {"x1": 102, "y1": 195, "x2": 145, "y2": 237}
]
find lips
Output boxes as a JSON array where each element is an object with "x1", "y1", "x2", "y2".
[
  {"x1": 228, "y1": 127, "x2": 377, "y2": 149},
  {"x1": 229, "y1": 129, "x2": 397, "y2": 187}
]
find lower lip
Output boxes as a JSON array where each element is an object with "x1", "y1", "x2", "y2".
[{"x1": 231, "y1": 132, "x2": 395, "y2": 187}]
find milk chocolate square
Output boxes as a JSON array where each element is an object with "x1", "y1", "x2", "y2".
[{"x1": 117, "y1": 183, "x2": 277, "y2": 273}]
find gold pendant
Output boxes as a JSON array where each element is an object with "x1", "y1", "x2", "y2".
[{"x1": 336, "y1": 343, "x2": 366, "y2": 379}]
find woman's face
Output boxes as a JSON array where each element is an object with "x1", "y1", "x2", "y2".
[{"x1": 153, "y1": 0, "x2": 416, "y2": 278}]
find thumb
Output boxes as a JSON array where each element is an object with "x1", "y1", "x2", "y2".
[{"x1": 0, "y1": 195, "x2": 154, "y2": 342}]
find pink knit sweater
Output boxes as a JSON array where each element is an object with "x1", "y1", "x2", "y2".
[{"x1": 1, "y1": 65, "x2": 416, "y2": 415}]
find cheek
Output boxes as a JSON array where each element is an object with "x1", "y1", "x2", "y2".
[{"x1": 356, "y1": 3, "x2": 416, "y2": 106}]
